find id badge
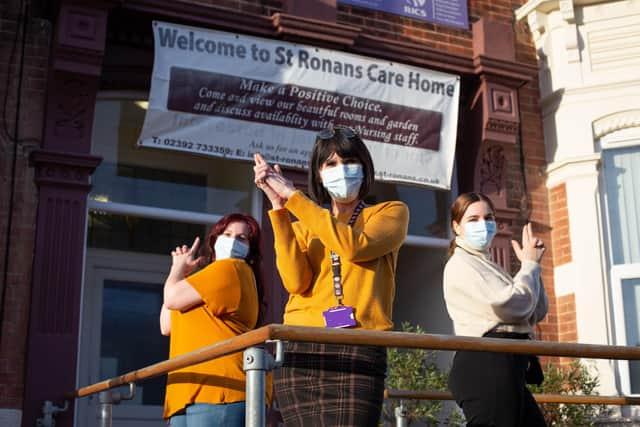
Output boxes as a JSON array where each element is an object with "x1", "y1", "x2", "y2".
[{"x1": 322, "y1": 305, "x2": 356, "y2": 328}]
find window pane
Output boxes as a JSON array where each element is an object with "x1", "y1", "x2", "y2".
[
  {"x1": 604, "y1": 145, "x2": 640, "y2": 264},
  {"x1": 100, "y1": 280, "x2": 168, "y2": 405},
  {"x1": 393, "y1": 245, "x2": 453, "y2": 366},
  {"x1": 90, "y1": 99, "x2": 254, "y2": 215},
  {"x1": 623, "y1": 278, "x2": 640, "y2": 393},
  {"x1": 87, "y1": 212, "x2": 207, "y2": 255},
  {"x1": 367, "y1": 182, "x2": 451, "y2": 238}
]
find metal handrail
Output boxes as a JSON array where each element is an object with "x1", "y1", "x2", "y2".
[{"x1": 384, "y1": 390, "x2": 640, "y2": 405}]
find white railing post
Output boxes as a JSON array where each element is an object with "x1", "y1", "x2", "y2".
[{"x1": 395, "y1": 401, "x2": 408, "y2": 427}]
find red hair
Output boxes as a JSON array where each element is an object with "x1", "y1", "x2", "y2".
[{"x1": 203, "y1": 213, "x2": 265, "y2": 325}]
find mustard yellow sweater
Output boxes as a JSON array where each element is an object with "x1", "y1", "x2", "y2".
[
  {"x1": 268, "y1": 191, "x2": 409, "y2": 330},
  {"x1": 164, "y1": 259, "x2": 259, "y2": 419}
]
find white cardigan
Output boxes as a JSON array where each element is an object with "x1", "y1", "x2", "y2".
[{"x1": 443, "y1": 237, "x2": 548, "y2": 338}]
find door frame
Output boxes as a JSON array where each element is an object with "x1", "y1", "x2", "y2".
[{"x1": 76, "y1": 248, "x2": 170, "y2": 427}]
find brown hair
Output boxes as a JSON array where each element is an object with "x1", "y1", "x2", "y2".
[
  {"x1": 447, "y1": 192, "x2": 496, "y2": 258},
  {"x1": 308, "y1": 128, "x2": 375, "y2": 204}
]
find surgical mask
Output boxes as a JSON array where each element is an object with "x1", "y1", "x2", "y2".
[
  {"x1": 320, "y1": 164, "x2": 363, "y2": 203},
  {"x1": 214, "y1": 235, "x2": 249, "y2": 260},
  {"x1": 463, "y1": 220, "x2": 497, "y2": 250}
]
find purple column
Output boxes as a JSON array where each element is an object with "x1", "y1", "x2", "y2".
[{"x1": 21, "y1": 3, "x2": 107, "y2": 427}]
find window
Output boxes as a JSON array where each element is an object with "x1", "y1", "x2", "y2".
[
  {"x1": 78, "y1": 95, "x2": 264, "y2": 427},
  {"x1": 601, "y1": 127, "x2": 640, "y2": 395}
]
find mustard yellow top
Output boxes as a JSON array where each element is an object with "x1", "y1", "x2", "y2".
[
  {"x1": 268, "y1": 191, "x2": 409, "y2": 330},
  {"x1": 163, "y1": 258, "x2": 258, "y2": 419}
]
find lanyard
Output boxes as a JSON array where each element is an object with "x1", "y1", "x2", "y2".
[{"x1": 330, "y1": 200, "x2": 365, "y2": 305}]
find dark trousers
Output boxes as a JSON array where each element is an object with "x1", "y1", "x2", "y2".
[{"x1": 448, "y1": 333, "x2": 547, "y2": 427}]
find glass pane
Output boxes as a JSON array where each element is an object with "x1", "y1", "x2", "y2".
[
  {"x1": 100, "y1": 280, "x2": 169, "y2": 405},
  {"x1": 622, "y1": 278, "x2": 640, "y2": 393},
  {"x1": 604, "y1": 145, "x2": 640, "y2": 264},
  {"x1": 367, "y1": 182, "x2": 451, "y2": 238},
  {"x1": 87, "y1": 212, "x2": 207, "y2": 255},
  {"x1": 393, "y1": 245, "x2": 453, "y2": 366},
  {"x1": 90, "y1": 99, "x2": 254, "y2": 215}
]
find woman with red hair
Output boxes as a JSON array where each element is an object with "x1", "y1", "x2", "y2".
[{"x1": 159, "y1": 213, "x2": 265, "y2": 427}]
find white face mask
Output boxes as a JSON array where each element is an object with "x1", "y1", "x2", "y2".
[
  {"x1": 320, "y1": 164, "x2": 364, "y2": 203},
  {"x1": 214, "y1": 235, "x2": 250, "y2": 260}
]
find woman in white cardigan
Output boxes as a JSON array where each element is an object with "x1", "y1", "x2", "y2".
[{"x1": 443, "y1": 192, "x2": 548, "y2": 427}]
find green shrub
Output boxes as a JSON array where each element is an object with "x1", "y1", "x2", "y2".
[
  {"x1": 527, "y1": 359, "x2": 611, "y2": 426},
  {"x1": 383, "y1": 322, "x2": 463, "y2": 426}
]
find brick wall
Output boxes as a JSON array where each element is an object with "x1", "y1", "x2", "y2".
[
  {"x1": 549, "y1": 183, "x2": 572, "y2": 266},
  {"x1": 0, "y1": 2, "x2": 51, "y2": 411}
]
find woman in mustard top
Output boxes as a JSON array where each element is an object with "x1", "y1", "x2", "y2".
[
  {"x1": 160, "y1": 213, "x2": 264, "y2": 427},
  {"x1": 253, "y1": 126, "x2": 409, "y2": 426}
]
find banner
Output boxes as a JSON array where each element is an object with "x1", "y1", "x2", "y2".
[
  {"x1": 339, "y1": 0, "x2": 468, "y2": 29},
  {"x1": 138, "y1": 21, "x2": 460, "y2": 189}
]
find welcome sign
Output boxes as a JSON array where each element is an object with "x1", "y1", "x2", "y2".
[{"x1": 138, "y1": 21, "x2": 460, "y2": 189}]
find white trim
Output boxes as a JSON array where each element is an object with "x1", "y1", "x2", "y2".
[
  {"x1": 593, "y1": 110, "x2": 640, "y2": 140},
  {"x1": 88, "y1": 199, "x2": 221, "y2": 225},
  {"x1": 545, "y1": 153, "x2": 600, "y2": 187},
  {"x1": 515, "y1": 0, "x2": 559, "y2": 21},
  {"x1": 516, "y1": 0, "x2": 623, "y2": 22},
  {"x1": 403, "y1": 235, "x2": 450, "y2": 248},
  {"x1": 76, "y1": 249, "x2": 168, "y2": 427}
]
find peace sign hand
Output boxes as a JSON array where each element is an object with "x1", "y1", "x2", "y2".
[
  {"x1": 171, "y1": 237, "x2": 205, "y2": 275},
  {"x1": 511, "y1": 223, "x2": 546, "y2": 263}
]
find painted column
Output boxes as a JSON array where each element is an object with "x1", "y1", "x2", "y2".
[{"x1": 21, "y1": 3, "x2": 108, "y2": 427}]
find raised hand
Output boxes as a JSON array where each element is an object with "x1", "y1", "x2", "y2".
[
  {"x1": 253, "y1": 153, "x2": 294, "y2": 209},
  {"x1": 511, "y1": 223, "x2": 545, "y2": 263},
  {"x1": 171, "y1": 237, "x2": 205, "y2": 275}
]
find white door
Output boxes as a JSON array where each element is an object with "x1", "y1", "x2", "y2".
[{"x1": 76, "y1": 249, "x2": 170, "y2": 427}]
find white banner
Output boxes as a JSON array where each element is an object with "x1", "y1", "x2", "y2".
[{"x1": 138, "y1": 21, "x2": 460, "y2": 188}]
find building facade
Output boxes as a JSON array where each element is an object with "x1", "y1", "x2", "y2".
[
  {"x1": 516, "y1": 0, "x2": 640, "y2": 417},
  {"x1": 1, "y1": 0, "x2": 555, "y2": 426}
]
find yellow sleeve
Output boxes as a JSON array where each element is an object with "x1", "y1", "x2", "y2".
[
  {"x1": 268, "y1": 208, "x2": 314, "y2": 294},
  {"x1": 185, "y1": 260, "x2": 241, "y2": 316},
  {"x1": 285, "y1": 191, "x2": 409, "y2": 262}
]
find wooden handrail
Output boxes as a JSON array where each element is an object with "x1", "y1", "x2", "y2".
[
  {"x1": 267, "y1": 325, "x2": 640, "y2": 360},
  {"x1": 71, "y1": 326, "x2": 272, "y2": 398},
  {"x1": 384, "y1": 390, "x2": 640, "y2": 405},
  {"x1": 71, "y1": 324, "x2": 640, "y2": 400}
]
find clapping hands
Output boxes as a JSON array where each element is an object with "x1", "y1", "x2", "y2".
[
  {"x1": 511, "y1": 223, "x2": 546, "y2": 263},
  {"x1": 253, "y1": 153, "x2": 295, "y2": 209}
]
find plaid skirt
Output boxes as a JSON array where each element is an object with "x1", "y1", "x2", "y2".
[{"x1": 273, "y1": 342, "x2": 387, "y2": 427}]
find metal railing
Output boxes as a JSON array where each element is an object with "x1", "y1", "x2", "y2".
[{"x1": 57, "y1": 324, "x2": 640, "y2": 427}]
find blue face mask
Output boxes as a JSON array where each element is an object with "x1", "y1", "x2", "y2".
[
  {"x1": 214, "y1": 235, "x2": 249, "y2": 260},
  {"x1": 320, "y1": 164, "x2": 363, "y2": 203},
  {"x1": 463, "y1": 220, "x2": 497, "y2": 250}
]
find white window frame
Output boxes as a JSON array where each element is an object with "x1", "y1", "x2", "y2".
[
  {"x1": 599, "y1": 126, "x2": 640, "y2": 395},
  {"x1": 77, "y1": 249, "x2": 170, "y2": 427}
]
